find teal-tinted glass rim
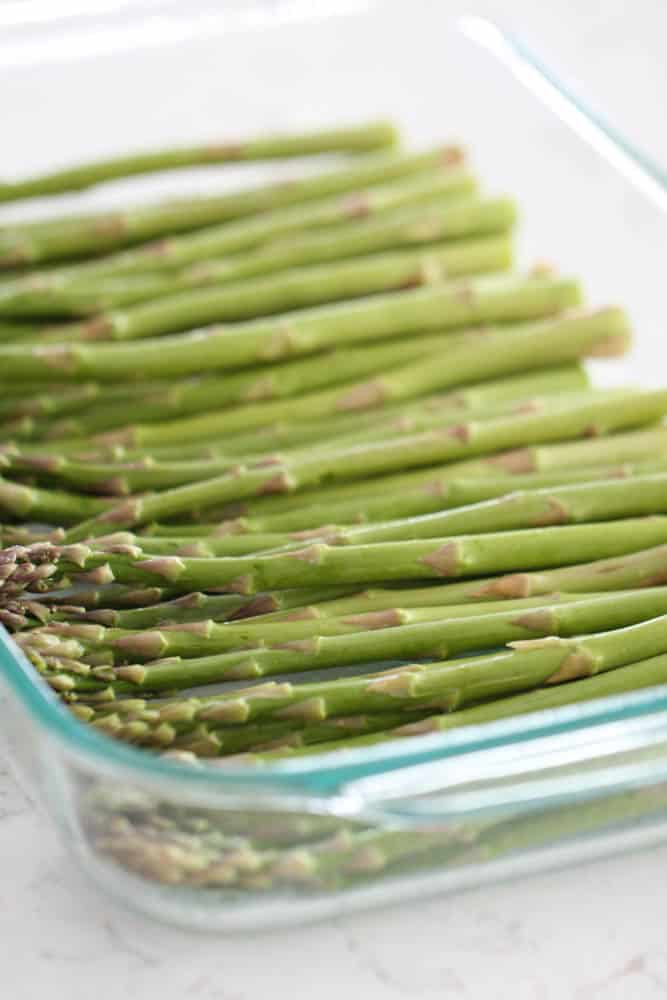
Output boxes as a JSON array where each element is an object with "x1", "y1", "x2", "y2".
[
  {"x1": 2, "y1": 14, "x2": 667, "y2": 800},
  {"x1": 7, "y1": 622, "x2": 667, "y2": 798}
]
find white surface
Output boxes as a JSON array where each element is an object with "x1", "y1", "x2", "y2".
[{"x1": 2, "y1": 1, "x2": 667, "y2": 996}]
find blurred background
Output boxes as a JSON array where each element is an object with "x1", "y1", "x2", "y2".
[
  {"x1": 1, "y1": 0, "x2": 666, "y2": 165},
  {"x1": 0, "y1": 0, "x2": 667, "y2": 160}
]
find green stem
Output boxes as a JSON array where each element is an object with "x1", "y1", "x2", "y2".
[
  {"x1": 79, "y1": 586, "x2": 356, "y2": 628},
  {"x1": 69, "y1": 308, "x2": 624, "y2": 457},
  {"x1": 64, "y1": 386, "x2": 664, "y2": 540},
  {"x1": 31, "y1": 230, "x2": 515, "y2": 344},
  {"x1": 0, "y1": 121, "x2": 399, "y2": 204},
  {"x1": 250, "y1": 649, "x2": 667, "y2": 760},
  {"x1": 47, "y1": 587, "x2": 667, "y2": 664},
  {"x1": 141, "y1": 610, "x2": 667, "y2": 719},
  {"x1": 0, "y1": 147, "x2": 466, "y2": 267},
  {"x1": 0, "y1": 194, "x2": 511, "y2": 318},
  {"x1": 229, "y1": 424, "x2": 667, "y2": 521},
  {"x1": 55, "y1": 517, "x2": 667, "y2": 597},
  {"x1": 0, "y1": 274, "x2": 583, "y2": 381},
  {"x1": 28, "y1": 323, "x2": 536, "y2": 443},
  {"x1": 0, "y1": 475, "x2": 111, "y2": 523},
  {"x1": 282, "y1": 472, "x2": 667, "y2": 548},
  {"x1": 198, "y1": 460, "x2": 667, "y2": 534}
]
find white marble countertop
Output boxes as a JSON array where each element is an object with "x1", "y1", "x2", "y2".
[{"x1": 2, "y1": 2, "x2": 667, "y2": 997}]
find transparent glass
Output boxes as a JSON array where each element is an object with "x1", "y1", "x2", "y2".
[{"x1": 1, "y1": 2, "x2": 667, "y2": 930}]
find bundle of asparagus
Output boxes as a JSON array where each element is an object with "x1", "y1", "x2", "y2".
[{"x1": 2, "y1": 118, "x2": 667, "y2": 778}]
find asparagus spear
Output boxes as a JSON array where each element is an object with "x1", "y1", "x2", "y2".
[
  {"x1": 4, "y1": 340, "x2": 449, "y2": 439},
  {"x1": 251, "y1": 584, "x2": 585, "y2": 622},
  {"x1": 114, "y1": 468, "x2": 667, "y2": 549},
  {"x1": 22, "y1": 362, "x2": 590, "y2": 454},
  {"x1": 230, "y1": 424, "x2": 667, "y2": 522},
  {"x1": 0, "y1": 476, "x2": 111, "y2": 523},
  {"x1": 387, "y1": 651, "x2": 667, "y2": 740},
  {"x1": 105, "y1": 532, "x2": 307, "y2": 556},
  {"x1": 31, "y1": 229, "x2": 515, "y2": 344},
  {"x1": 56, "y1": 470, "x2": 667, "y2": 557},
  {"x1": 49, "y1": 518, "x2": 667, "y2": 597},
  {"x1": 269, "y1": 472, "x2": 667, "y2": 548},
  {"x1": 38, "y1": 584, "x2": 173, "y2": 610},
  {"x1": 0, "y1": 274, "x2": 583, "y2": 381},
  {"x1": 285, "y1": 542, "x2": 667, "y2": 610},
  {"x1": 0, "y1": 147, "x2": 466, "y2": 267},
  {"x1": 0, "y1": 383, "x2": 96, "y2": 420},
  {"x1": 47, "y1": 587, "x2": 667, "y2": 664},
  {"x1": 30, "y1": 586, "x2": 667, "y2": 699},
  {"x1": 24, "y1": 324, "x2": 537, "y2": 445},
  {"x1": 62, "y1": 308, "x2": 624, "y2": 454},
  {"x1": 38, "y1": 344, "x2": 580, "y2": 447},
  {"x1": 245, "y1": 649, "x2": 667, "y2": 761},
  {"x1": 197, "y1": 460, "x2": 667, "y2": 534},
  {"x1": 120, "y1": 611, "x2": 667, "y2": 717},
  {"x1": 63, "y1": 387, "x2": 664, "y2": 539},
  {"x1": 0, "y1": 121, "x2": 400, "y2": 204},
  {"x1": 0, "y1": 271, "x2": 208, "y2": 319},
  {"x1": 108, "y1": 708, "x2": 434, "y2": 756},
  {"x1": 79, "y1": 587, "x2": 358, "y2": 628},
  {"x1": 7, "y1": 523, "x2": 663, "y2": 627},
  {"x1": 78, "y1": 590, "x2": 578, "y2": 629},
  {"x1": 0, "y1": 198, "x2": 512, "y2": 319},
  {"x1": 24, "y1": 389, "x2": 620, "y2": 485}
]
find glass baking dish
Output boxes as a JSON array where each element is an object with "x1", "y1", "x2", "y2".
[{"x1": 1, "y1": 1, "x2": 667, "y2": 931}]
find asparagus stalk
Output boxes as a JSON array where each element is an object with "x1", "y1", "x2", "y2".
[
  {"x1": 230, "y1": 424, "x2": 667, "y2": 521},
  {"x1": 24, "y1": 362, "x2": 590, "y2": 453},
  {"x1": 38, "y1": 584, "x2": 173, "y2": 610},
  {"x1": 387, "y1": 650, "x2": 667, "y2": 740},
  {"x1": 7, "y1": 162, "x2": 474, "y2": 296},
  {"x1": 30, "y1": 586, "x2": 667, "y2": 699},
  {"x1": 0, "y1": 271, "x2": 208, "y2": 319},
  {"x1": 64, "y1": 470, "x2": 667, "y2": 557},
  {"x1": 198, "y1": 460, "x2": 667, "y2": 534},
  {"x1": 475, "y1": 543, "x2": 667, "y2": 600},
  {"x1": 248, "y1": 649, "x2": 667, "y2": 761},
  {"x1": 107, "y1": 708, "x2": 434, "y2": 756},
  {"x1": 79, "y1": 590, "x2": 578, "y2": 629},
  {"x1": 69, "y1": 308, "x2": 624, "y2": 452},
  {"x1": 27, "y1": 324, "x2": 529, "y2": 443},
  {"x1": 251, "y1": 584, "x2": 582, "y2": 622},
  {"x1": 48, "y1": 587, "x2": 667, "y2": 664},
  {"x1": 23, "y1": 388, "x2": 617, "y2": 486},
  {"x1": 273, "y1": 472, "x2": 667, "y2": 548},
  {"x1": 63, "y1": 387, "x2": 664, "y2": 539},
  {"x1": 78, "y1": 587, "x2": 358, "y2": 628},
  {"x1": 0, "y1": 382, "x2": 104, "y2": 421},
  {"x1": 104, "y1": 532, "x2": 306, "y2": 555},
  {"x1": 0, "y1": 197, "x2": 513, "y2": 320},
  {"x1": 136, "y1": 465, "x2": 667, "y2": 547},
  {"x1": 0, "y1": 274, "x2": 583, "y2": 381},
  {"x1": 0, "y1": 147, "x2": 466, "y2": 267},
  {"x1": 0, "y1": 476, "x2": 111, "y2": 523},
  {"x1": 0, "y1": 524, "x2": 630, "y2": 622},
  {"x1": 125, "y1": 611, "x2": 667, "y2": 718},
  {"x1": 51, "y1": 518, "x2": 667, "y2": 597},
  {"x1": 258, "y1": 542, "x2": 667, "y2": 610},
  {"x1": 31, "y1": 229, "x2": 515, "y2": 344},
  {"x1": 0, "y1": 121, "x2": 400, "y2": 204}
]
